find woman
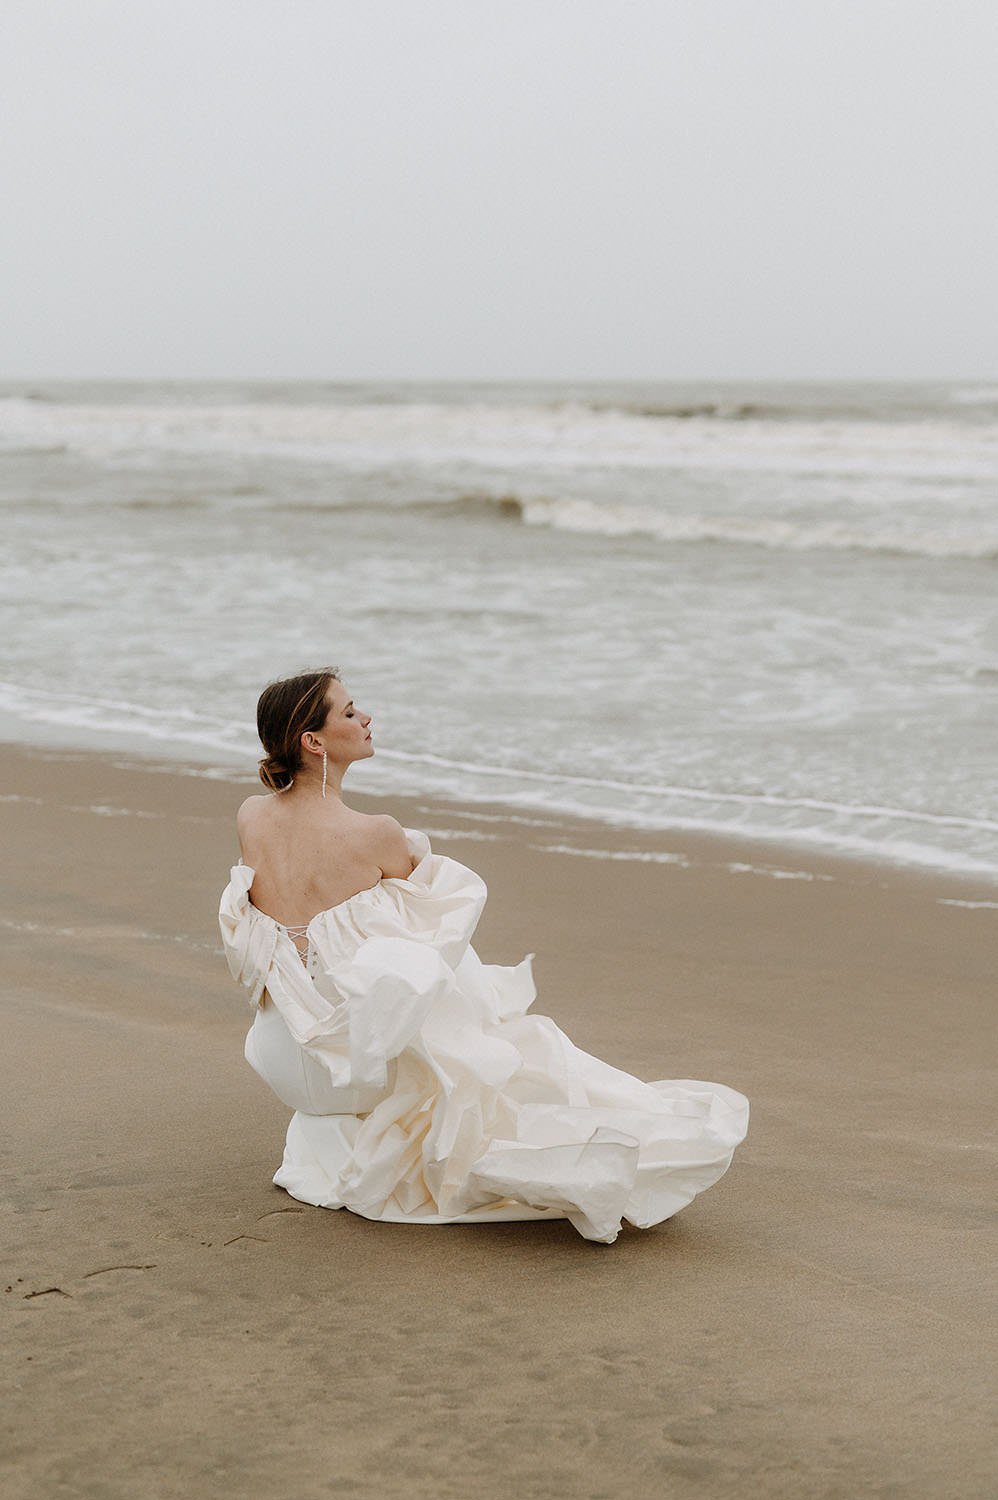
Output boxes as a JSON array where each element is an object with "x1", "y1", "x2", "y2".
[{"x1": 219, "y1": 667, "x2": 749, "y2": 1244}]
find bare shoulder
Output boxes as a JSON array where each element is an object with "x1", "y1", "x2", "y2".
[
  {"x1": 364, "y1": 812, "x2": 416, "y2": 878},
  {"x1": 236, "y1": 793, "x2": 271, "y2": 831},
  {"x1": 235, "y1": 793, "x2": 271, "y2": 852}
]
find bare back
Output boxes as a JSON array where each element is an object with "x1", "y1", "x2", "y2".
[{"x1": 236, "y1": 795, "x2": 414, "y2": 927}]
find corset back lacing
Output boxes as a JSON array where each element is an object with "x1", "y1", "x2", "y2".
[{"x1": 278, "y1": 922, "x2": 310, "y2": 965}]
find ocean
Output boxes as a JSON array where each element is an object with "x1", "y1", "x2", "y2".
[{"x1": 2, "y1": 378, "x2": 996, "y2": 880}]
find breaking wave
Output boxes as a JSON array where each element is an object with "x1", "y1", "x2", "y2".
[{"x1": 490, "y1": 494, "x2": 998, "y2": 559}]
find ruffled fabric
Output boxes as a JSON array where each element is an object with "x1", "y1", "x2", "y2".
[{"x1": 219, "y1": 828, "x2": 748, "y2": 1244}]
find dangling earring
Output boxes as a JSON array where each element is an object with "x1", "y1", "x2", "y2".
[{"x1": 321, "y1": 749, "x2": 328, "y2": 799}]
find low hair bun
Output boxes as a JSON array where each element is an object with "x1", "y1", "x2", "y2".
[{"x1": 258, "y1": 754, "x2": 294, "y2": 793}]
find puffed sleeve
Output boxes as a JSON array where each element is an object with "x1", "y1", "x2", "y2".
[{"x1": 218, "y1": 863, "x2": 277, "y2": 1008}]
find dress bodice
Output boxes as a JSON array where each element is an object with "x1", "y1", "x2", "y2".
[
  {"x1": 220, "y1": 827, "x2": 492, "y2": 999},
  {"x1": 218, "y1": 825, "x2": 536, "y2": 1092}
]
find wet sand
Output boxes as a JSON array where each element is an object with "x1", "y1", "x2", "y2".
[{"x1": 2, "y1": 742, "x2": 996, "y2": 1499}]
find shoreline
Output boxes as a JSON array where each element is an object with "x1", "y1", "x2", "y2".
[
  {"x1": 4, "y1": 735, "x2": 997, "y2": 905},
  {"x1": 5, "y1": 739, "x2": 996, "y2": 1497}
]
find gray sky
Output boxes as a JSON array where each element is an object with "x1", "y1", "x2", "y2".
[{"x1": 2, "y1": 0, "x2": 996, "y2": 381}]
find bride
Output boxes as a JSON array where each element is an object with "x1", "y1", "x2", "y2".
[{"x1": 219, "y1": 667, "x2": 749, "y2": 1244}]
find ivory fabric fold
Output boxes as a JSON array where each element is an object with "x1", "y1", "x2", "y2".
[{"x1": 219, "y1": 828, "x2": 748, "y2": 1244}]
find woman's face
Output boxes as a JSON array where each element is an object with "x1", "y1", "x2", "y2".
[{"x1": 315, "y1": 679, "x2": 374, "y2": 763}]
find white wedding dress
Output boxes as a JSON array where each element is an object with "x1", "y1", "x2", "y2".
[{"x1": 219, "y1": 828, "x2": 748, "y2": 1244}]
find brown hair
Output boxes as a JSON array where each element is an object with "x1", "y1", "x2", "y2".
[{"x1": 256, "y1": 667, "x2": 340, "y2": 793}]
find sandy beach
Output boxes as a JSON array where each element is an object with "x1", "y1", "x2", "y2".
[{"x1": 3, "y1": 741, "x2": 996, "y2": 1499}]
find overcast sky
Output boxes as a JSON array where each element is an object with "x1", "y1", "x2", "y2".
[{"x1": 2, "y1": 1, "x2": 996, "y2": 381}]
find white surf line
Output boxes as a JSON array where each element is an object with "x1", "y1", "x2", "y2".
[
  {"x1": 1, "y1": 917, "x2": 83, "y2": 938},
  {"x1": 417, "y1": 805, "x2": 567, "y2": 831},
  {"x1": 416, "y1": 826, "x2": 501, "y2": 843},
  {"x1": 386, "y1": 748, "x2": 998, "y2": 835},
  {"x1": 528, "y1": 843, "x2": 836, "y2": 882},
  {"x1": 528, "y1": 842, "x2": 691, "y2": 867},
  {"x1": 59, "y1": 801, "x2": 214, "y2": 823},
  {"x1": 0, "y1": 916, "x2": 220, "y2": 951},
  {"x1": 64, "y1": 802, "x2": 165, "y2": 819},
  {"x1": 936, "y1": 898, "x2": 998, "y2": 910}
]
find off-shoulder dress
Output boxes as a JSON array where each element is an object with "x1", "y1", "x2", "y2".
[{"x1": 218, "y1": 827, "x2": 748, "y2": 1244}]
